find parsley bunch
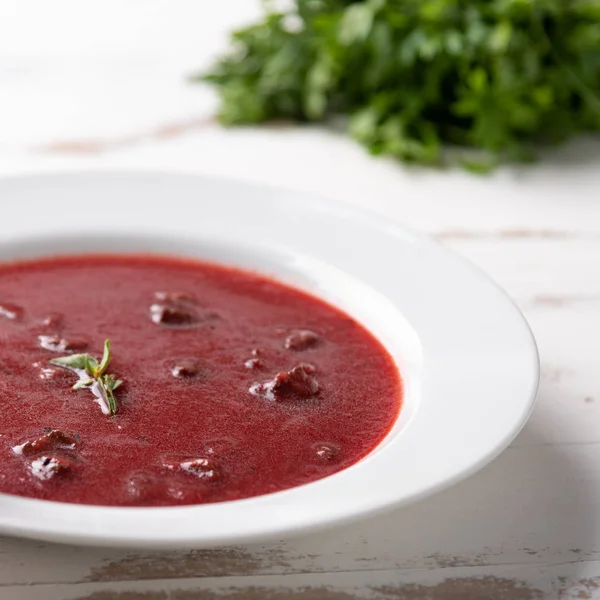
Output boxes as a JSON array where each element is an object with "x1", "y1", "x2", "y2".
[{"x1": 198, "y1": 0, "x2": 600, "y2": 171}]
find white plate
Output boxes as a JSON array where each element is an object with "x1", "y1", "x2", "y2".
[{"x1": 0, "y1": 172, "x2": 539, "y2": 548}]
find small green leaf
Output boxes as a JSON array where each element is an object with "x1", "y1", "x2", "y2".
[
  {"x1": 489, "y1": 21, "x2": 512, "y2": 53},
  {"x1": 72, "y1": 378, "x2": 94, "y2": 390},
  {"x1": 100, "y1": 377, "x2": 118, "y2": 416},
  {"x1": 468, "y1": 68, "x2": 488, "y2": 93},
  {"x1": 50, "y1": 354, "x2": 89, "y2": 371},
  {"x1": 338, "y1": 4, "x2": 374, "y2": 45},
  {"x1": 98, "y1": 339, "x2": 111, "y2": 376},
  {"x1": 304, "y1": 52, "x2": 335, "y2": 118},
  {"x1": 445, "y1": 30, "x2": 463, "y2": 55},
  {"x1": 102, "y1": 374, "x2": 122, "y2": 392},
  {"x1": 111, "y1": 378, "x2": 123, "y2": 391},
  {"x1": 84, "y1": 355, "x2": 98, "y2": 378}
]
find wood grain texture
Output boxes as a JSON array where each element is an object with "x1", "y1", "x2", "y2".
[{"x1": 7, "y1": 565, "x2": 600, "y2": 600}]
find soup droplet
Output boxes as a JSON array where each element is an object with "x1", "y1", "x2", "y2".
[
  {"x1": 13, "y1": 429, "x2": 78, "y2": 457},
  {"x1": 39, "y1": 312, "x2": 65, "y2": 330},
  {"x1": 0, "y1": 302, "x2": 23, "y2": 321},
  {"x1": 312, "y1": 443, "x2": 340, "y2": 462},
  {"x1": 162, "y1": 457, "x2": 219, "y2": 481},
  {"x1": 244, "y1": 358, "x2": 263, "y2": 370},
  {"x1": 150, "y1": 290, "x2": 205, "y2": 328},
  {"x1": 29, "y1": 455, "x2": 72, "y2": 480},
  {"x1": 202, "y1": 437, "x2": 238, "y2": 457},
  {"x1": 250, "y1": 364, "x2": 319, "y2": 401},
  {"x1": 284, "y1": 329, "x2": 320, "y2": 351},
  {"x1": 32, "y1": 362, "x2": 72, "y2": 382},
  {"x1": 38, "y1": 334, "x2": 89, "y2": 353},
  {"x1": 170, "y1": 359, "x2": 202, "y2": 378},
  {"x1": 150, "y1": 303, "x2": 200, "y2": 327},
  {"x1": 180, "y1": 458, "x2": 219, "y2": 480},
  {"x1": 123, "y1": 473, "x2": 166, "y2": 505}
]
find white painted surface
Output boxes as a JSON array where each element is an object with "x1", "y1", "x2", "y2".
[{"x1": 0, "y1": 1, "x2": 599, "y2": 598}]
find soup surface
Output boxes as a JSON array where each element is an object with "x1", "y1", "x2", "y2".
[{"x1": 0, "y1": 255, "x2": 401, "y2": 506}]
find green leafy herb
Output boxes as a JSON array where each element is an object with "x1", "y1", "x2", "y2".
[
  {"x1": 198, "y1": 0, "x2": 600, "y2": 171},
  {"x1": 51, "y1": 339, "x2": 122, "y2": 416}
]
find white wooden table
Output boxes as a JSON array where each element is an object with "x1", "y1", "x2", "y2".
[{"x1": 1, "y1": 3, "x2": 600, "y2": 599}]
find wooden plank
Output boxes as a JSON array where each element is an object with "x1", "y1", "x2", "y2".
[{"x1": 6, "y1": 561, "x2": 600, "y2": 600}]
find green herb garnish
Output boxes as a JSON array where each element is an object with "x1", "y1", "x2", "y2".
[
  {"x1": 198, "y1": 0, "x2": 600, "y2": 171},
  {"x1": 51, "y1": 339, "x2": 122, "y2": 416}
]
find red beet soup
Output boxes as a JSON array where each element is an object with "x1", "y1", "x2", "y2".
[{"x1": 0, "y1": 255, "x2": 402, "y2": 506}]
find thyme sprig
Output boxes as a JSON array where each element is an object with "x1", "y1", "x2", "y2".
[{"x1": 50, "y1": 339, "x2": 122, "y2": 416}]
